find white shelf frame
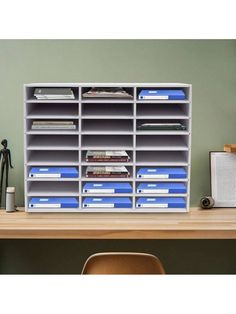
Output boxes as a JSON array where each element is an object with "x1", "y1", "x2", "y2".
[{"x1": 24, "y1": 83, "x2": 192, "y2": 213}]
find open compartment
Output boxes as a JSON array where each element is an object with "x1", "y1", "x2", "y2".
[
  {"x1": 136, "y1": 102, "x2": 189, "y2": 118},
  {"x1": 136, "y1": 135, "x2": 188, "y2": 150},
  {"x1": 26, "y1": 86, "x2": 79, "y2": 101},
  {"x1": 136, "y1": 151, "x2": 189, "y2": 165},
  {"x1": 136, "y1": 86, "x2": 190, "y2": 101},
  {"x1": 82, "y1": 119, "x2": 133, "y2": 133},
  {"x1": 27, "y1": 134, "x2": 79, "y2": 150},
  {"x1": 26, "y1": 102, "x2": 79, "y2": 118},
  {"x1": 82, "y1": 135, "x2": 133, "y2": 149},
  {"x1": 27, "y1": 181, "x2": 79, "y2": 196},
  {"x1": 82, "y1": 102, "x2": 133, "y2": 118},
  {"x1": 27, "y1": 150, "x2": 79, "y2": 165}
]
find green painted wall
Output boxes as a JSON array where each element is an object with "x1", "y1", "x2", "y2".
[
  {"x1": 0, "y1": 40, "x2": 236, "y2": 274},
  {"x1": 0, "y1": 39, "x2": 236, "y2": 206}
]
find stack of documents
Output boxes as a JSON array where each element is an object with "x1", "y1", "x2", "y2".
[
  {"x1": 138, "y1": 89, "x2": 185, "y2": 100},
  {"x1": 136, "y1": 197, "x2": 186, "y2": 208},
  {"x1": 82, "y1": 87, "x2": 133, "y2": 99},
  {"x1": 83, "y1": 197, "x2": 132, "y2": 208},
  {"x1": 34, "y1": 88, "x2": 75, "y2": 100},
  {"x1": 137, "y1": 183, "x2": 187, "y2": 194},
  {"x1": 29, "y1": 167, "x2": 79, "y2": 178},
  {"x1": 137, "y1": 167, "x2": 187, "y2": 179},
  {"x1": 86, "y1": 166, "x2": 130, "y2": 178},
  {"x1": 31, "y1": 121, "x2": 76, "y2": 130},
  {"x1": 86, "y1": 150, "x2": 130, "y2": 162},
  {"x1": 29, "y1": 197, "x2": 78, "y2": 208},
  {"x1": 83, "y1": 182, "x2": 132, "y2": 193}
]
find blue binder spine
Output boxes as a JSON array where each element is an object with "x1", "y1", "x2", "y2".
[
  {"x1": 83, "y1": 197, "x2": 132, "y2": 208},
  {"x1": 29, "y1": 167, "x2": 78, "y2": 178},
  {"x1": 29, "y1": 197, "x2": 78, "y2": 208},
  {"x1": 136, "y1": 197, "x2": 186, "y2": 208},
  {"x1": 83, "y1": 183, "x2": 132, "y2": 194}
]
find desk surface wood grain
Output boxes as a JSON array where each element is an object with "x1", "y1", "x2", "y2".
[{"x1": 0, "y1": 207, "x2": 236, "y2": 239}]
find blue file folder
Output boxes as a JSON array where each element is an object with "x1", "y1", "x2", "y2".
[
  {"x1": 83, "y1": 183, "x2": 132, "y2": 193},
  {"x1": 136, "y1": 197, "x2": 186, "y2": 208},
  {"x1": 138, "y1": 89, "x2": 185, "y2": 100},
  {"x1": 29, "y1": 167, "x2": 78, "y2": 178},
  {"x1": 137, "y1": 183, "x2": 187, "y2": 194},
  {"x1": 29, "y1": 197, "x2": 78, "y2": 208},
  {"x1": 83, "y1": 197, "x2": 132, "y2": 208},
  {"x1": 137, "y1": 167, "x2": 187, "y2": 179}
]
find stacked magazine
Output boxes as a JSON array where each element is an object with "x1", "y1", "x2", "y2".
[
  {"x1": 86, "y1": 150, "x2": 130, "y2": 162},
  {"x1": 86, "y1": 166, "x2": 130, "y2": 178},
  {"x1": 137, "y1": 123, "x2": 186, "y2": 131},
  {"x1": 31, "y1": 121, "x2": 76, "y2": 130},
  {"x1": 34, "y1": 88, "x2": 75, "y2": 100},
  {"x1": 82, "y1": 87, "x2": 133, "y2": 99}
]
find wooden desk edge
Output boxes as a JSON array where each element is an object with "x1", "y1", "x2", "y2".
[
  {"x1": 1, "y1": 207, "x2": 236, "y2": 239},
  {"x1": 0, "y1": 229, "x2": 236, "y2": 239}
]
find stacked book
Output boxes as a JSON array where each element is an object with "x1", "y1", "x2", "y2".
[
  {"x1": 86, "y1": 166, "x2": 130, "y2": 178},
  {"x1": 86, "y1": 150, "x2": 130, "y2": 162},
  {"x1": 32, "y1": 121, "x2": 76, "y2": 130},
  {"x1": 34, "y1": 88, "x2": 75, "y2": 100}
]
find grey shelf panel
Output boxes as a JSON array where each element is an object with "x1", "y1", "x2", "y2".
[
  {"x1": 26, "y1": 130, "x2": 79, "y2": 135},
  {"x1": 136, "y1": 131, "x2": 189, "y2": 135},
  {"x1": 82, "y1": 177, "x2": 132, "y2": 182},
  {"x1": 81, "y1": 100, "x2": 134, "y2": 104},
  {"x1": 135, "y1": 178, "x2": 188, "y2": 182},
  {"x1": 27, "y1": 178, "x2": 79, "y2": 182},
  {"x1": 26, "y1": 100, "x2": 79, "y2": 103},
  {"x1": 136, "y1": 100, "x2": 190, "y2": 104},
  {"x1": 27, "y1": 208, "x2": 81, "y2": 213},
  {"x1": 81, "y1": 162, "x2": 133, "y2": 166}
]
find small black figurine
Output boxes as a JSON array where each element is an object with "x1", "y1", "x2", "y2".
[{"x1": 0, "y1": 139, "x2": 13, "y2": 207}]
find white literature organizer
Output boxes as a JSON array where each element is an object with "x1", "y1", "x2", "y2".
[{"x1": 24, "y1": 83, "x2": 192, "y2": 213}]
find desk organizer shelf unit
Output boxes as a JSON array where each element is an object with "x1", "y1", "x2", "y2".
[{"x1": 24, "y1": 83, "x2": 192, "y2": 213}]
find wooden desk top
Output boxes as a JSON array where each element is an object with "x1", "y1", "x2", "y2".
[{"x1": 1, "y1": 207, "x2": 236, "y2": 239}]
